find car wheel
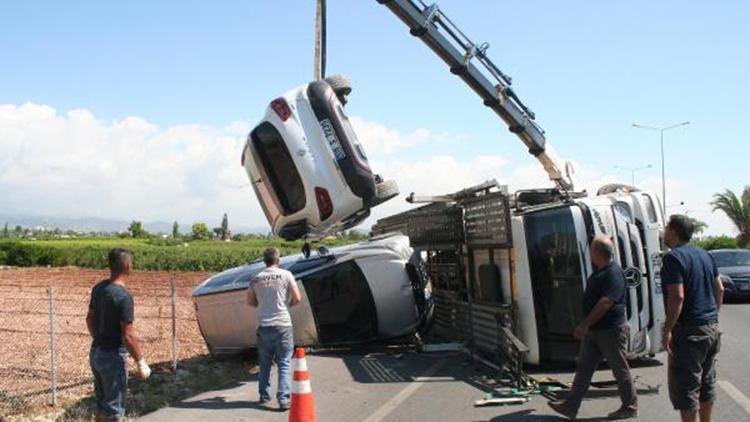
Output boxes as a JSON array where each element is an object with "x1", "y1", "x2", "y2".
[
  {"x1": 372, "y1": 179, "x2": 399, "y2": 206},
  {"x1": 324, "y1": 74, "x2": 352, "y2": 105}
]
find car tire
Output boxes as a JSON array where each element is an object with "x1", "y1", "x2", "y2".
[
  {"x1": 324, "y1": 74, "x2": 352, "y2": 105},
  {"x1": 373, "y1": 179, "x2": 399, "y2": 205}
]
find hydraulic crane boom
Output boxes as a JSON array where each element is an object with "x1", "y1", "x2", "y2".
[{"x1": 377, "y1": 0, "x2": 574, "y2": 191}]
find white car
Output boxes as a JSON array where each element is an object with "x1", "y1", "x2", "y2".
[
  {"x1": 242, "y1": 75, "x2": 399, "y2": 240},
  {"x1": 192, "y1": 234, "x2": 432, "y2": 356}
]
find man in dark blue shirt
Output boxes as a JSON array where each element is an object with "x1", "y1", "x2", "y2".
[
  {"x1": 661, "y1": 215, "x2": 723, "y2": 422},
  {"x1": 549, "y1": 236, "x2": 638, "y2": 420},
  {"x1": 86, "y1": 249, "x2": 151, "y2": 421}
]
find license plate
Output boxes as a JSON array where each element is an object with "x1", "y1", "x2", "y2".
[
  {"x1": 739, "y1": 284, "x2": 750, "y2": 291},
  {"x1": 320, "y1": 118, "x2": 347, "y2": 161}
]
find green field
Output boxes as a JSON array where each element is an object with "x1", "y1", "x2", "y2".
[{"x1": 0, "y1": 237, "x2": 358, "y2": 272}]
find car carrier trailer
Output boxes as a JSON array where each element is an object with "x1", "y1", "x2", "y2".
[{"x1": 371, "y1": 180, "x2": 666, "y2": 366}]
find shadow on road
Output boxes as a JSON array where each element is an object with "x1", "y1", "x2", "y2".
[
  {"x1": 477, "y1": 409, "x2": 609, "y2": 421},
  {"x1": 320, "y1": 347, "x2": 501, "y2": 395},
  {"x1": 172, "y1": 395, "x2": 284, "y2": 412}
]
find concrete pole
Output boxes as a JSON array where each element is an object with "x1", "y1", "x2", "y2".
[{"x1": 314, "y1": 0, "x2": 326, "y2": 80}]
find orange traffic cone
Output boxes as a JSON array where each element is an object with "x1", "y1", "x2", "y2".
[{"x1": 289, "y1": 347, "x2": 316, "y2": 422}]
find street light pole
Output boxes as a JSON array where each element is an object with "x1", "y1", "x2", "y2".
[
  {"x1": 632, "y1": 121, "x2": 690, "y2": 216},
  {"x1": 614, "y1": 164, "x2": 652, "y2": 185},
  {"x1": 660, "y1": 129, "x2": 665, "y2": 213}
]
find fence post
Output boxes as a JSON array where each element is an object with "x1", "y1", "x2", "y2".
[
  {"x1": 171, "y1": 275, "x2": 177, "y2": 371},
  {"x1": 48, "y1": 284, "x2": 57, "y2": 406}
]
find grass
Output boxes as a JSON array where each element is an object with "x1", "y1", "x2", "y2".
[{"x1": 4, "y1": 355, "x2": 257, "y2": 421}]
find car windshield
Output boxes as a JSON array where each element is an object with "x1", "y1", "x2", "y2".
[
  {"x1": 711, "y1": 251, "x2": 750, "y2": 267},
  {"x1": 251, "y1": 122, "x2": 306, "y2": 215}
]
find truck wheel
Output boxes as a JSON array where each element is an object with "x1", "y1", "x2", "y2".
[
  {"x1": 373, "y1": 179, "x2": 399, "y2": 205},
  {"x1": 324, "y1": 74, "x2": 352, "y2": 105}
]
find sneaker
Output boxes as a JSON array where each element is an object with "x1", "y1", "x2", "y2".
[
  {"x1": 548, "y1": 400, "x2": 577, "y2": 420},
  {"x1": 259, "y1": 397, "x2": 271, "y2": 405},
  {"x1": 278, "y1": 402, "x2": 290, "y2": 411},
  {"x1": 607, "y1": 407, "x2": 638, "y2": 420}
]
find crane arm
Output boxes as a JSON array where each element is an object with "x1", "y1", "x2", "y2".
[{"x1": 376, "y1": 0, "x2": 574, "y2": 191}]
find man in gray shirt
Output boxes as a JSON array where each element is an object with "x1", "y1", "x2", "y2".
[{"x1": 247, "y1": 247, "x2": 301, "y2": 410}]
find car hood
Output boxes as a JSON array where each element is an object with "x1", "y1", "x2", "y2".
[{"x1": 718, "y1": 266, "x2": 750, "y2": 278}]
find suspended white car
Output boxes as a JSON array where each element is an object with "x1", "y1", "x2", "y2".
[{"x1": 241, "y1": 75, "x2": 399, "y2": 240}]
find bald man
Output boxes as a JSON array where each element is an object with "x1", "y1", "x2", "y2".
[{"x1": 549, "y1": 236, "x2": 638, "y2": 420}]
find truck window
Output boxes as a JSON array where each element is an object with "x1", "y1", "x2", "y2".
[
  {"x1": 301, "y1": 261, "x2": 378, "y2": 344},
  {"x1": 524, "y1": 207, "x2": 584, "y2": 361},
  {"x1": 643, "y1": 194, "x2": 658, "y2": 224},
  {"x1": 251, "y1": 122, "x2": 306, "y2": 215}
]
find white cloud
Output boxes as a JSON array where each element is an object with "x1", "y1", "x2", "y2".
[
  {"x1": 0, "y1": 103, "x2": 734, "y2": 237},
  {"x1": 350, "y1": 116, "x2": 465, "y2": 155},
  {"x1": 0, "y1": 103, "x2": 261, "y2": 227}
]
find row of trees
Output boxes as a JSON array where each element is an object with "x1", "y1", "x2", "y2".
[{"x1": 129, "y1": 213, "x2": 231, "y2": 241}]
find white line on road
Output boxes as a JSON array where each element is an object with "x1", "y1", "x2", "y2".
[
  {"x1": 362, "y1": 358, "x2": 449, "y2": 422},
  {"x1": 718, "y1": 380, "x2": 750, "y2": 414}
]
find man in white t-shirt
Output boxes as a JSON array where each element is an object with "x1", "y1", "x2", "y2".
[{"x1": 247, "y1": 247, "x2": 302, "y2": 410}]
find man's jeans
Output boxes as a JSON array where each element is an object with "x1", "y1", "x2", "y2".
[
  {"x1": 90, "y1": 345, "x2": 128, "y2": 421},
  {"x1": 565, "y1": 324, "x2": 638, "y2": 414},
  {"x1": 257, "y1": 325, "x2": 294, "y2": 405}
]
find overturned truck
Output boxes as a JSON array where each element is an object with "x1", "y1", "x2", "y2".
[{"x1": 371, "y1": 181, "x2": 666, "y2": 365}]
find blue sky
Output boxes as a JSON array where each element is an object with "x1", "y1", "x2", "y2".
[{"x1": 1, "y1": 1, "x2": 748, "y2": 234}]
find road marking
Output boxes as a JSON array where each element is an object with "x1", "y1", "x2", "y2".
[
  {"x1": 362, "y1": 358, "x2": 449, "y2": 422},
  {"x1": 718, "y1": 380, "x2": 750, "y2": 414}
]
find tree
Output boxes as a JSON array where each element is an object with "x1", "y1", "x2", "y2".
[
  {"x1": 220, "y1": 213, "x2": 230, "y2": 240},
  {"x1": 691, "y1": 218, "x2": 708, "y2": 236},
  {"x1": 711, "y1": 186, "x2": 750, "y2": 247},
  {"x1": 128, "y1": 221, "x2": 148, "y2": 238},
  {"x1": 191, "y1": 222, "x2": 211, "y2": 240},
  {"x1": 2, "y1": 223, "x2": 7, "y2": 238},
  {"x1": 14, "y1": 225, "x2": 22, "y2": 236},
  {"x1": 172, "y1": 221, "x2": 180, "y2": 239}
]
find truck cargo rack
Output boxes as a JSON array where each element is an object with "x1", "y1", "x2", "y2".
[{"x1": 372, "y1": 180, "x2": 528, "y2": 381}]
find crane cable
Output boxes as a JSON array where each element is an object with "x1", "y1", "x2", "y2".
[{"x1": 314, "y1": 0, "x2": 327, "y2": 80}]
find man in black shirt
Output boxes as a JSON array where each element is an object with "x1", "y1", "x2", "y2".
[
  {"x1": 87, "y1": 249, "x2": 150, "y2": 421},
  {"x1": 661, "y1": 215, "x2": 723, "y2": 422},
  {"x1": 549, "y1": 236, "x2": 638, "y2": 420}
]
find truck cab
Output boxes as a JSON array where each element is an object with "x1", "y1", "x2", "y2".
[{"x1": 512, "y1": 186, "x2": 665, "y2": 364}]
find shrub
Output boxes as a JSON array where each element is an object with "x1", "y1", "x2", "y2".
[
  {"x1": 0, "y1": 237, "x2": 355, "y2": 272},
  {"x1": 692, "y1": 235, "x2": 739, "y2": 251}
]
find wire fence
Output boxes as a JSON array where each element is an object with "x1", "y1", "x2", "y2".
[{"x1": 0, "y1": 267, "x2": 209, "y2": 412}]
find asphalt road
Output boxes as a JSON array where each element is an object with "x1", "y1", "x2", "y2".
[{"x1": 139, "y1": 302, "x2": 750, "y2": 421}]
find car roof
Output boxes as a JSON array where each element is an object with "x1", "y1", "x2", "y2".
[
  {"x1": 709, "y1": 249, "x2": 750, "y2": 253},
  {"x1": 193, "y1": 234, "x2": 411, "y2": 296}
]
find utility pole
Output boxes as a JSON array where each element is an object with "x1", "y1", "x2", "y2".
[
  {"x1": 632, "y1": 121, "x2": 690, "y2": 215},
  {"x1": 314, "y1": 0, "x2": 327, "y2": 80}
]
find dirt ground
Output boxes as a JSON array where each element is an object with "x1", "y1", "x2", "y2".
[{"x1": 0, "y1": 266, "x2": 212, "y2": 411}]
